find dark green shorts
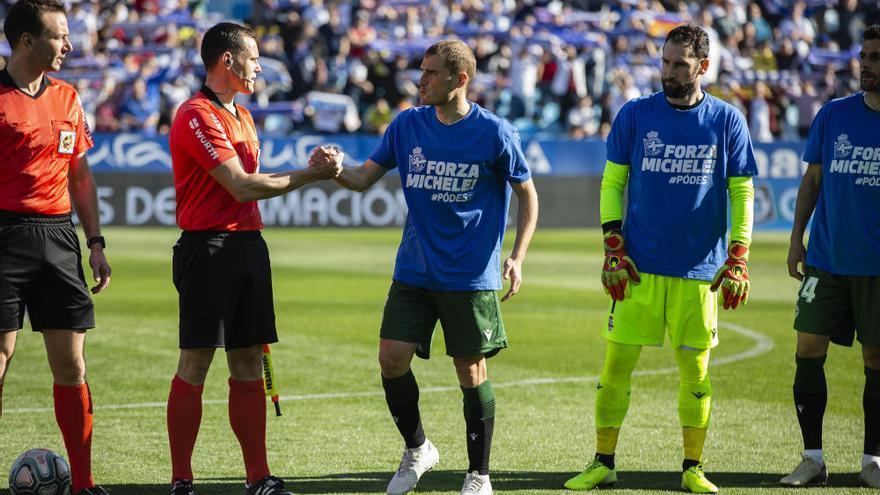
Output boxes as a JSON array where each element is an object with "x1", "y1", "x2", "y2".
[
  {"x1": 793, "y1": 265, "x2": 880, "y2": 346},
  {"x1": 379, "y1": 280, "x2": 508, "y2": 359}
]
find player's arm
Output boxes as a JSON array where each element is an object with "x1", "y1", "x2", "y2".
[
  {"x1": 599, "y1": 160, "x2": 640, "y2": 301},
  {"x1": 501, "y1": 179, "x2": 539, "y2": 302},
  {"x1": 728, "y1": 176, "x2": 755, "y2": 246},
  {"x1": 787, "y1": 164, "x2": 822, "y2": 281},
  {"x1": 709, "y1": 177, "x2": 754, "y2": 309},
  {"x1": 208, "y1": 153, "x2": 343, "y2": 202},
  {"x1": 68, "y1": 152, "x2": 111, "y2": 294},
  {"x1": 331, "y1": 159, "x2": 389, "y2": 192}
]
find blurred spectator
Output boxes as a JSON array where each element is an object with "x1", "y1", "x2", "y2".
[
  {"x1": 749, "y1": 82, "x2": 774, "y2": 142},
  {"x1": 364, "y1": 97, "x2": 394, "y2": 135},
  {"x1": 119, "y1": 79, "x2": 160, "y2": 135},
  {"x1": 567, "y1": 95, "x2": 600, "y2": 138}
]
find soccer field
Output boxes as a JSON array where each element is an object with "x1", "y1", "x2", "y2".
[{"x1": 0, "y1": 228, "x2": 871, "y2": 494}]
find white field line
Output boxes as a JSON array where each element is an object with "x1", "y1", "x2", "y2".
[{"x1": 3, "y1": 322, "x2": 772, "y2": 414}]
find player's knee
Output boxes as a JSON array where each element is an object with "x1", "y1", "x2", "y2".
[
  {"x1": 378, "y1": 351, "x2": 410, "y2": 378},
  {"x1": 863, "y1": 346, "x2": 880, "y2": 370},
  {"x1": 795, "y1": 332, "x2": 830, "y2": 358},
  {"x1": 675, "y1": 347, "x2": 710, "y2": 384},
  {"x1": 0, "y1": 351, "x2": 11, "y2": 378},
  {"x1": 49, "y1": 355, "x2": 86, "y2": 385}
]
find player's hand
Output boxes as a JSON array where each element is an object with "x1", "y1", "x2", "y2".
[
  {"x1": 787, "y1": 239, "x2": 806, "y2": 281},
  {"x1": 710, "y1": 241, "x2": 749, "y2": 310},
  {"x1": 501, "y1": 257, "x2": 522, "y2": 302},
  {"x1": 601, "y1": 231, "x2": 640, "y2": 301},
  {"x1": 89, "y1": 248, "x2": 111, "y2": 294},
  {"x1": 308, "y1": 146, "x2": 344, "y2": 179}
]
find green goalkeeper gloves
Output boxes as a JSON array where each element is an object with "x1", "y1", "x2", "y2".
[
  {"x1": 601, "y1": 231, "x2": 641, "y2": 301},
  {"x1": 710, "y1": 241, "x2": 750, "y2": 310}
]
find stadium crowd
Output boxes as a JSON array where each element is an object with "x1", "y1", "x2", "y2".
[{"x1": 1, "y1": 0, "x2": 879, "y2": 139}]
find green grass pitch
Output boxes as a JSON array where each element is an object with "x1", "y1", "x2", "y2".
[{"x1": 0, "y1": 228, "x2": 871, "y2": 494}]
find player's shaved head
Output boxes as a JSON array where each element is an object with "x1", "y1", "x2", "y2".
[
  {"x1": 3, "y1": 0, "x2": 65, "y2": 49},
  {"x1": 200, "y1": 22, "x2": 257, "y2": 70},
  {"x1": 865, "y1": 24, "x2": 880, "y2": 42},
  {"x1": 425, "y1": 40, "x2": 476, "y2": 84},
  {"x1": 665, "y1": 24, "x2": 710, "y2": 60}
]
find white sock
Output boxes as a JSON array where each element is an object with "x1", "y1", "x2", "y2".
[
  {"x1": 803, "y1": 449, "x2": 824, "y2": 464},
  {"x1": 863, "y1": 454, "x2": 880, "y2": 469}
]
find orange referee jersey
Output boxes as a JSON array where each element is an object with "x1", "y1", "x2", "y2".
[
  {"x1": 0, "y1": 69, "x2": 94, "y2": 215},
  {"x1": 169, "y1": 86, "x2": 262, "y2": 232}
]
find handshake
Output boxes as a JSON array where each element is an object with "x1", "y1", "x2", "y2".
[{"x1": 308, "y1": 145, "x2": 345, "y2": 180}]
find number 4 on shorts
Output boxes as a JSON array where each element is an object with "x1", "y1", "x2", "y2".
[{"x1": 800, "y1": 276, "x2": 819, "y2": 303}]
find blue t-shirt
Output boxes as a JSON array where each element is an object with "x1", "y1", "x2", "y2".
[
  {"x1": 803, "y1": 92, "x2": 880, "y2": 275},
  {"x1": 369, "y1": 103, "x2": 531, "y2": 290},
  {"x1": 606, "y1": 91, "x2": 758, "y2": 281}
]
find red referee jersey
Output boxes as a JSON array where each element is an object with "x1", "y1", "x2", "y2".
[
  {"x1": 169, "y1": 87, "x2": 262, "y2": 231},
  {"x1": 0, "y1": 70, "x2": 94, "y2": 215}
]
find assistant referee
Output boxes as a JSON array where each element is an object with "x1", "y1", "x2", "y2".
[{"x1": 0, "y1": 2, "x2": 111, "y2": 495}]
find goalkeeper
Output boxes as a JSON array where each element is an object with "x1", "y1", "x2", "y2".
[{"x1": 564, "y1": 25, "x2": 756, "y2": 494}]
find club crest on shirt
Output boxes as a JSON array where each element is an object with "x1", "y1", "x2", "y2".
[
  {"x1": 643, "y1": 130, "x2": 664, "y2": 157},
  {"x1": 409, "y1": 146, "x2": 426, "y2": 173},
  {"x1": 834, "y1": 134, "x2": 853, "y2": 159},
  {"x1": 58, "y1": 130, "x2": 76, "y2": 154}
]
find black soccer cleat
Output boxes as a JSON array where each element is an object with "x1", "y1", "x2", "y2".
[
  {"x1": 170, "y1": 479, "x2": 198, "y2": 495},
  {"x1": 245, "y1": 475, "x2": 293, "y2": 495}
]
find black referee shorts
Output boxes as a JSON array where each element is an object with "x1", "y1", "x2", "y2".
[
  {"x1": 0, "y1": 210, "x2": 95, "y2": 331},
  {"x1": 172, "y1": 230, "x2": 277, "y2": 350}
]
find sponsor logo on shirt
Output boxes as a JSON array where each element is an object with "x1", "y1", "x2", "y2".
[
  {"x1": 640, "y1": 130, "x2": 716, "y2": 185},
  {"x1": 405, "y1": 146, "x2": 480, "y2": 203},
  {"x1": 189, "y1": 116, "x2": 220, "y2": 161},
  {"x1": 829, "y1": 134, "x2": 880, "y2": 186},
  {"x1": 208, "y1": 112, "x2": 234, "y2": 149},
  {"x1": 58, "y1": 130, "x2": 76, "y2": 154}
]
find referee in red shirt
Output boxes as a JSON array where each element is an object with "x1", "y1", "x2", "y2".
[
  {"x1": 0, "y1": 2, "x2": 111, "y2": 495},
  {"x1": 165, "y1": 22, "x2": 342, "y2": 495}
]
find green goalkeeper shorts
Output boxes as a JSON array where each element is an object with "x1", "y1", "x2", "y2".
[
  {"x1": 793, "y1": 265, "x2": 880, "y2": 346},
  {"x1": 379, "y1": 280, "x2": 508, "y2": 359},
  {"x1": 602, "y1": 273, "x2": 719, "y2": 350}
]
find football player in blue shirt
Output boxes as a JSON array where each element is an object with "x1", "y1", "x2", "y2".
[
  {"x1": 780, "y1": 24, "x2": 880, "y2": 489},
  {"x1": 564, "y1": 25, "x2": 756, "y2": 493},
  {"x1": 311, "y1": 40, "x2": 538, "y2": 495}
]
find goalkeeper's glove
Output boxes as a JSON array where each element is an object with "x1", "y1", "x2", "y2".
[
  {"x1": 601, "y1": 230, "x2": 641, "y2": 301},
  {"x1": 710, "y1": 241, "x2": 750, "y2": 310}
]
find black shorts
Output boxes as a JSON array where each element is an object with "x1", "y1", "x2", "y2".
[
  {"x1": 793, "y1": 265, "x2": 880, "y2": 346},
  {"x1": 173, "y1": 231, "x2": 277, "y2": 350},
  {"x1": 0, "y1": 211, "x2": 94, "y2": 331}
]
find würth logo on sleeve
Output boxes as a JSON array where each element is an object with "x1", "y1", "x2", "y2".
[
  {"x1": 58, "y1": 130, "x2": 76, "y2": 154},
  {"x1": 188, "y1": 118, "x2": 199, "y2": 130}
]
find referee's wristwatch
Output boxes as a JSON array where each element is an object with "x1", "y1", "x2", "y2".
[{"x1": 87, "y1": 236, "x2": 106, "y2": 249}]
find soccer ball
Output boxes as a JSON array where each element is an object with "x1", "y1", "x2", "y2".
[{"x1": 8, "y1": 448, "x2": 71, "y2": 495}]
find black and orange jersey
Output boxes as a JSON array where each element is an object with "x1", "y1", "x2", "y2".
[{"x1": 0, "y1": 69, "x2": 94, "y2": 215}]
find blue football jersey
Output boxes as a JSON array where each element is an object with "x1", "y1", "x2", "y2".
[
  {"x1": 606, "y1": 91, "x2": 758, "y2": 281},
  {"x1": 369, "y1": 103, "x2": 531, "y2": 290},
  {"x1": 803, "y1": 92, "x2": 880, "y2": 275}
]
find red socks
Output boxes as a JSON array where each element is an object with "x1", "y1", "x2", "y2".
[
  {"x1": 53, "y1": 383, "x2": 94, "y2": 493},
  {"x1": 167, "y1": 376, "x2": 270, "y2": 484},
  {"x1": 228, "y1": 378, "x2": 270, "y2": 484},
  {"x1": 167, "y1": 375, "x2": 204, "y2": 482}
]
